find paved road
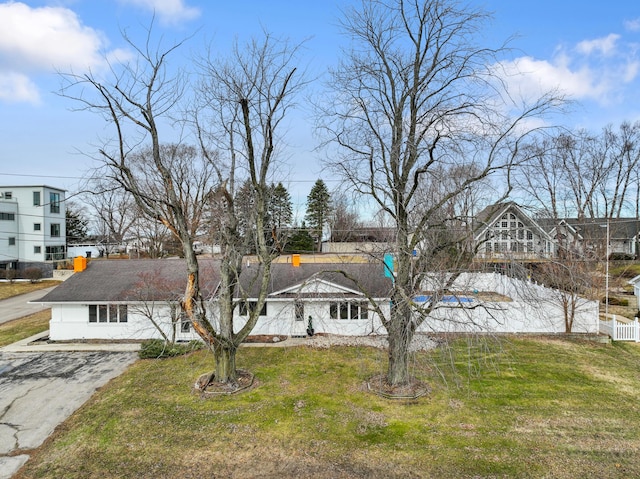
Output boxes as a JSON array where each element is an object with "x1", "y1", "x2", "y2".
[
  {"x1": 0, "y1": 288, "x2": 55, "y2": 325},
  {"x1": 0, "y1": 351, "x2": 138, "y2": 478}
]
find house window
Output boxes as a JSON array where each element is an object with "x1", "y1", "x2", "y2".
[
  {"x1": 238, "y1": 301, "x2": 267, "y2": 316},
  {"x1": 88, "y1": 304, "x2": 128, "y2": 323},
  {"x1": 330, "y1": 301, "x2": 368, "y2": 320},
  {"x1": 8, "y1": 237, "x2": 15, "y2": 246},
  {"x1": 50, "y1": 192, "x2": 60, "y2": 214},
  {"x1": 34, "y1": 246, "x2": 41, "y2": 254},
  {"x1": 34, "y1": 223, "x2": 41, "y2": 231},
  {"x1": 0, "y1": 212, "x2": 15, "y2": 220},
  {"x1": 45, "y1": 246, "x2": 65, "y2": 261},
  {"x1": 181, "y1": 319, "x2": 191, "y2": 332},
  {"x1": 295, "y1": 302, "x2": 304, "y2": 321},
  {"x1": 50, "y1": 223, "x2": 60, "y2": 237},
  {"x1": 33, "y1": 191, "x2": 41, "y2": 206},
  {"x1": 4, "y1": 192, "x2": 12, "y2": 199}
]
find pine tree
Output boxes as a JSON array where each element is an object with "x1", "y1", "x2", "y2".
[
  {"x1": 65, "y1": 202, "x2": 89, "y2": 242},
  {"x1": 284, "y1": 222, "x2": 315, "y2": 253},
  {"x1": 269, "y1": 182, "x2": 293, "y2": 230},
  {"x1": 305, "y1": 179, "x2": 331, "y2": 252}
]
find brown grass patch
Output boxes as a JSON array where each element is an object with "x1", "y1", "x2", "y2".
[{"x1": 0, "y1": 280, "x2": 59, "y2": 300}]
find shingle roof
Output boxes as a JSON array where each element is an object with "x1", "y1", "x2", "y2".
[{"x1": 40, "y1": 258, "x2": 393, "y2": 303}]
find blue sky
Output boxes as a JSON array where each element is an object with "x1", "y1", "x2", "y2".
[{"x1": 1, "y1": 0, "x2": 639, "y2": 215}]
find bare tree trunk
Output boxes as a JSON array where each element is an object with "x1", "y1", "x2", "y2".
[{"x1": 386, "y1": 300, "x2": 415, "y2": 385}]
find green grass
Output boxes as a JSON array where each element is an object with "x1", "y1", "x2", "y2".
[
  {"x1": 0, "y1": 310, "x2": 50, "y2": 346},
  {"x1": 16, "y1": 338, "x2": 640, "y2": 479}
]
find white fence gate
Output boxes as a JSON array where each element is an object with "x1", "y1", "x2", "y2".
[{"x1": 599, "y1": 316, "x2": 640, "y2": 342}]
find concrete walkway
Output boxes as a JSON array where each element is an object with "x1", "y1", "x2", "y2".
[
  {"x1": 1, "y1": 331, "x2": 141, "y2": 353},
  {"x1": 0, "y1": 288, "x2": 55, "y2": 325}
]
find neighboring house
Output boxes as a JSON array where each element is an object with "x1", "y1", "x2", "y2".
[
  {"x1": 561, "y1": 218, "x2": 640, "y2": 259},
  {"x1": 39, "y1": 256, "x2": 598, "y2": 341},
  {"x1": 473, "y1": 202, "x2": 555, "y2": 261},
  {"x1": 628, "y1": 275, "x2": 640, "y2": 304},
  {"x1": 473, "y1": 202, "x2": 640, "y2": 261},
  {"x1": 0, "y1": 185, "x2": 66, "y2": 271}
]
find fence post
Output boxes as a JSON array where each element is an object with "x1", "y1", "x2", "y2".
[
  {"x1": 612, "y1": 315, "x2": 617, "y2": 341},
  {"x1": 635, "y1": 318, "x2": 639, "y2": 343}
]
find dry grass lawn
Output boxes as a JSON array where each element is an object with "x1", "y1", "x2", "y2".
[
  {"x1": 0, "y1": 280, "x2": 59, "y2": 301},
  {"x1": 0, "y1": 310, "x2": 51, "y2": 346},
  {"x1": 14, "y1": 337, "x2": 640, "y2": 479}
]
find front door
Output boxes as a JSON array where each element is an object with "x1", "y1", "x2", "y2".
[{"x1": 291, "y1": 301, "x2": 306, "y2": 337}]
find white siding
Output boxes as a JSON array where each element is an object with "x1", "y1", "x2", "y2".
[
  {"x1": 48, "y1": 272, "x2": 599, "y2": 341},
  {"x1": 0, "y1": 186, "x2": 66, "y2": 263}
]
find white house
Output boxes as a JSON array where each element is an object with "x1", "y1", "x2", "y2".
[
  {"x1": 38, "y1": 256, "x2": 599, "y2": 341},
  {"x1": 0, "y1": 185, "x2": 66, "y2": 271}
]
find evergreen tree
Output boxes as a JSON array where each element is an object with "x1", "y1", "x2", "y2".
[
  {"x1": 65, "y1": 202, "x2": 89, "y2": 242},
  {"x1": 269, "y1": 182, "x2": 293, "y2": 230},
  {"x1": 284, "y1": 222, "x2": 315, "y2": 253},
  {"x1": 305, "y1": 179, "x2": 331, "y2": 251}
]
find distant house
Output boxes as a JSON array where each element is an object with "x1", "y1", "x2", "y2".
[
  {"x1": 561, "y1": 218, "x2": 640, "y2": 259},
  {"x1": 38, "y1": 256, "x2": 598, "y2": 341},
  {"x1": 473, "y1": 203, "x2": 555, "y2": 261},
  {"x1": 0, "y1": 185, "x2": 66, "y2": 273},
  {"x1": 473, "y1": 203, "x2": 640, "y2": 262}
]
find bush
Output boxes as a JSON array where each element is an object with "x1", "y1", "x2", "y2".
[
  {"x1": 602, "y1": 296, "x2": 629, "y2": 306},
  {"x1": 2, "y1": 269, "x2": 17, "y2": 283},
  {"x1": 138, "y1": 339, "x2": 204, "y2": 359},
  {"x1": 609, "y1": 253, "x2": 635, "y2": 261},
  {"x1": 24, "y1": 268, "x2": 43, "y2": 283}
]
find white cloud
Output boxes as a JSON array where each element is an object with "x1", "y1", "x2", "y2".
[
  {"x1": 0, "y1": 72, "x2": 40, "y2": 104},
  {"x1": 0, "y1": 2, "x2": 109, "y2": 72},
  {"x1": 624, "y1": 18, "x2": 640, "y2": 32},
  {"x1": 576, "y1": 34, "x2": 620, "y2": 57},
  {"x1": 119, "y1": 0, "x2": 200, "y2": 25},
  {"x1": 498, "y1": 55, "x2": 607, "y2": 102},
  {"x1": 0, "y1": 2, "x2": 125, "y2": 104},
  {"x1": 496, "y1": 34, "x2": 640, "y2": 108}
]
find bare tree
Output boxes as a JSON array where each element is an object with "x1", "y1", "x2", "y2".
[
  {"x1": 519, "y1": 123, "x2": 640, "y2": 221},
  {"x1": 128, "y1": 143, "x2": 216, "y2": 238},
  {"x1": 60, "y1": 32, "x2": 223, "y2": 377},
  {"x1": 60, "y1": 29, "x2": 304, "y2": 386},
  {"x1": 601, "y1": 122, "x2": 640, "y2": 218},
  {"x1": 530, "y1": 259, "x2": 597, "y2": 333},
  {"x1": 129, "y1": 214, "x2": 171, "y2": 258},
  {"x1": 130, "y1": 268, "x2": 185, "y2": 343},
  {"x1": 192, "y1": 33, "x2": 307, "y2": 382},
  {"x1": 319, "y1": 0, "x2": 561, "y2": 387},
  {"x1": 330, "y1": 191, "x2": 362, "y2": 242},
  {"x1": 83, "y1": 179, "x2": 137, "y2": 252}
]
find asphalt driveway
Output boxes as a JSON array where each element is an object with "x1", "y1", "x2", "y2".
[{"x1": 0, "y1": 351, "x2": 137, "y2": 479}]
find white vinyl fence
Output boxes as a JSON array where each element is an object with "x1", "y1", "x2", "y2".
[{"x1": 599, "y1": 316, "x2": 640, "y2": 342}]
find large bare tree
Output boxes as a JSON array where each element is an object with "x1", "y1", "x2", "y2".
[
  {"x1": 192, "y1": 33, "x2": 306, "y2": 382},
  {"x1": 319, "y1": 0, "x2": 561, "y2": 386},
  {"x1": 62, "y1": 30, "x2": 305, "y2": 385}
]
